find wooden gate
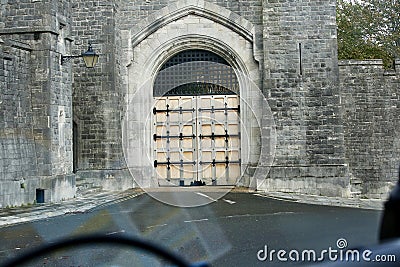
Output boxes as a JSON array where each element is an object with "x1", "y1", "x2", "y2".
[{"x1": 153, "y1": 95, "x2": 240, "y2": 186}]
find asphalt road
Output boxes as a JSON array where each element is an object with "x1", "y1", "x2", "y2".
[{"x1": 0, "y1": 191, "x2": 383, "y2": 266}]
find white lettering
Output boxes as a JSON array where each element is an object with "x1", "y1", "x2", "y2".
[
  {"x1": 345, "y1": 250, "x2": 360, "y2": 261},
  {"x1": 328, "y1": 247, "x2": 338, "y2": 261},
  {"x1": 289, "y1": 250, "x2": 299, "y2": 261},
  {"x1": 362, "y1": 250, "x2": 372, "y2": 262},
  {"x1": 256, "y1": 239, "x2": 394, "y2": 264},
  {"x1": 269, "y1": 249, "x2": 276, "y2": 261},
  {"x1": 318, "y1": 249, "x2": 328, "y2": 261},
  {"x1": 302, "y1": 250, "x2": 317, "y2": 261},
  {"x1": 257, "y1": 246, "x2": 268, "y2": 261},
  {"x1": 277, "y1": 250, "x2": 287, "y2": 261}
]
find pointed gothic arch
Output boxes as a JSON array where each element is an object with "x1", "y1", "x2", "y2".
[{"x1": 130, "y1": 0, "x2": 255, "y2": 48}]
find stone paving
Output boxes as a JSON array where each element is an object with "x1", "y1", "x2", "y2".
[{"x1": 0, "y1": 187, "x2": 385, "y2": 229}]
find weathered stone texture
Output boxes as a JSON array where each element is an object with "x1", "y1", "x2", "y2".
[
  {"x1": 71, "y1": 0, "x2": 133, "y2": 189},
  {"x1": 116, "y1": 0, "x2": 264, "y2": 66},
  {"x1": 0, "y1": 40, "x2": 39, "y2": 207},
  {"x1": 0, "y1": 0, "x2": 70, "y2": 33},
  {"x1": 117, "y1": 0, "x2": 262, "y2": 28},
  {"x1": 340, "y1": 60, "x2": 400, "y2": 198},
  {"x1": 261, "y1": 0, "x2": 348, "y2": 196},
  {"x1": 0, "y1": 0, "x2": 75, "y2": 207},
  {"x1": 72, "y1": 0, "x2": 118, "y2": 169}
]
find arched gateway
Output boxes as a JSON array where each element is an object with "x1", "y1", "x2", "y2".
[
  {"x1": 152, "y1": 49, "x2": 241, "y2": 186},
  {"x1": 123, "y1": 1, "x2": 268, "y2": 189}
]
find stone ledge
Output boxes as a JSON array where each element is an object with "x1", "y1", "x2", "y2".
[
  {"x1": 338, "y1": 59, "x2": 384, "y2": 66},
  {"x1": 0, "y1": 188, "x2": 144, "y2": 228}
]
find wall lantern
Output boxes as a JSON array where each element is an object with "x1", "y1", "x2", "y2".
[{"x1": 61, "y1": 43, "x2": 99, "y2": 68}]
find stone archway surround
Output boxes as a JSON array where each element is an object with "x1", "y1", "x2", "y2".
[{"x1": 123, "y1": 1, "x2": 267, "y2": 188}]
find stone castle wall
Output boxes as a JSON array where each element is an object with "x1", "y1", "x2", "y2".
[
  {"x1": 72, "y1": 0, "x2": 350, "y2": 197},
  {"x1": 260, "y1": 0, "x2": 348, "y2": 196},
  {"x1": 0, "y1": 0, "x2": 399, "y2": 207},
  {"x1": 70, "y1": 0, "x2": 133, "y2": 190},
  {"x1": 340, "y1": 59, "x2": 400, "y2": 198},
  {"x1": 0, "y1": 0, "x2": 75, "y2": 207},
  {"x1": 0, "y1": 39, "x2": 39, "y2": 207}
]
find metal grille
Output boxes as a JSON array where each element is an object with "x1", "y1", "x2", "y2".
[
  {"x1": 154, "y1": 49, "x2": 239, "y2": 97},
  {"x1": 160, "y1": 49, "x2": 229, "y2": 70},
  {"x1": 165, "y1": 82, "x2": 236, "y2": 96}
]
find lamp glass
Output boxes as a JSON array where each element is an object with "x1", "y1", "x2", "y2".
[
  {"x1": 82, "y1": 54, "x2": 99, "y2": 68},
  {"x1": 81, "y1": 44, "x2": 99, "y2": 68}
]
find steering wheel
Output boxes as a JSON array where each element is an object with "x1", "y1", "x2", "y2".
[{"x1": 1, "y1": 234, "x2": 209, "y2": 267}]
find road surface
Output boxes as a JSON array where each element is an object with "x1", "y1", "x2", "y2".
[{"x1": 0, "y1": 190, "x2": 382, "y2": 266}]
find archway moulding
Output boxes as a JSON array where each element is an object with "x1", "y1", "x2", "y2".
[
  {"x1": 145, "y1": 35, "x2": 250, "y2": 79},
  {"x1": 128, "y1": 33, "x2": 260, "y2": 99},
  {"x1": 130, "y1": 0, "x2": 255, "y2": 49},
  {"x1": 124, "y1": 2, "x2": 265, "y2": 189}
]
